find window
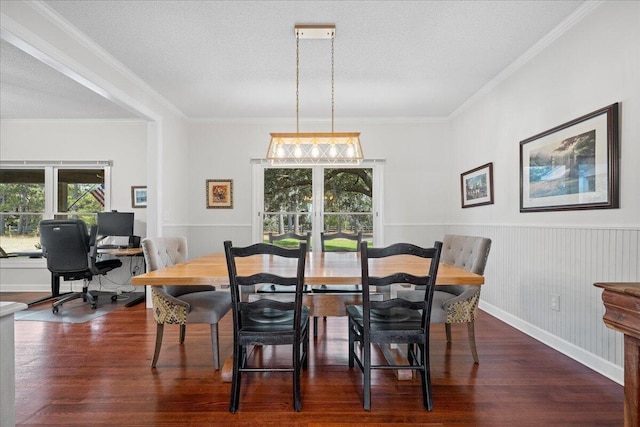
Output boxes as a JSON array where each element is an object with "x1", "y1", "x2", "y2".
[{"x1": 0, "y1": 161, "x2": 111, "y2": 253}]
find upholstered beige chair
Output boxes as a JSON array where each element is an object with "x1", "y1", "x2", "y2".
[
  {"x1": 141, "y1": 237, "x2": 231, "y2": 369},
  {"x1": 397, "y1": 234, "x2": 491, "y2": 364}
]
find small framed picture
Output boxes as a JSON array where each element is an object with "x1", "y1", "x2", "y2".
[
  {"x1": 206, "y1": 179, "x2": 233, "y2": 209},
  {"x1": 131, "y1": 186, "x2": 147, "y2": 208},
  {"x1": 460, "y1": 162, "x2": 494, "y2": 208},
  {"x1": 520, "y1": 103, "x2": 619, "y2": 212}
]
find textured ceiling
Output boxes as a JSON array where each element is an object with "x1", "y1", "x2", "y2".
[{"x1": 1, "y1": 0, "x2": 585, "y2": 120}]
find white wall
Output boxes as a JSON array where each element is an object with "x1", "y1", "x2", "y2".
[
  {"x1": 447, "y1": 1, "x2": 640, "y2": 383},
  {"x1": 183, "y1": 119, "x2": 450, "y2": 257},
  {"x1": 0, "y1": 120, "x2": 148, "y2": 291}
]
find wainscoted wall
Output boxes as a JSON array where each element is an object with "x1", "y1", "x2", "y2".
[{"x1": 446, "y1": 224, "x2": 639, "y2": 384}]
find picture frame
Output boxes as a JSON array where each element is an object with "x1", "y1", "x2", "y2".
[
  {"x1": 206, "y1": 179, "x2": 233, "y2": 209},
  {"x1": 131, "y1": 186, "x2": 147, "y2": 208},
  {"x1": 520, "y1": 103, "x2": 619, "y2": 212},
  {"x1": 460, "y1": 162, "x2": 494, "y2": 208}
]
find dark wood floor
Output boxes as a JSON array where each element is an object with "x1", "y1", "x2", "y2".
[{"x1": 2, "y1": 292, "x2": 623, "y2": 426}]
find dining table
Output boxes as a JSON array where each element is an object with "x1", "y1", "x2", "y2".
[{"x1": 132, "y1": 250, "x2": 485, "y2": 381}]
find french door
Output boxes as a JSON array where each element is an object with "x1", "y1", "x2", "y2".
[{"x1": 252, "y1": 161, "x2": 383, "y2": 252}]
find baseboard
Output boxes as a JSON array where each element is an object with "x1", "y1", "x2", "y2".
[{"x1": 479, "y1": 301, "x2": 624, "y2": 385}]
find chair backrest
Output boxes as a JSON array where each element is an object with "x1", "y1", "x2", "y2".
[
  {"x1": 268, "y1": 232, "x2": 311, "y2": 251},
  {"x1": 321, "y1": 231, "x2": 362, "y2": 252},
  {"x1": 441, "y1": 234, "x2": 491, "y2": 275},
  {"x1": 141, "y1": 237, "x2": 188, "y2": 271},
  {"x1": 141, "y1": 237, "x2": 212, "y2": 297},
  {"x1": 39, "y1": 219, "x2": 91, "y2": 274},
  {"x1": 438, "y1": 234, "x2": 491, "y2": 295},
  {"x1": 360, "y1": 241, "x2": 443, "y2": 331},
  {"x1": 224, "y1": 241, "x2": 307, "y2": 337}
]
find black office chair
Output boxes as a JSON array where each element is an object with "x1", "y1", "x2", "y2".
[
  {"x1": 40, "y1": 219, "x2": 122, "y2": 314},
  {"x1": 347, "y1": 241, "x2": 443, "y2": 411},
  {"x1": 311, "y1": 231, "x2": 362, "y2": 337},
  {"x1": 224, "y1": 240, "x2": 310, "y2": 413}
]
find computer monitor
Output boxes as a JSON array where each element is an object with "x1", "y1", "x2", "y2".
[{"x1": 97, "y1": 211, "x2": 134, "y2": 238}]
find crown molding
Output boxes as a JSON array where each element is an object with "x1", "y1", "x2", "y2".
[{"x1": 449, "y1": 1, "x2": 604, "y2": 119}]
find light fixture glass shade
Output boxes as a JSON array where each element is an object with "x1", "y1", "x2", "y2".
[{"x1": 267, "y1": 132, "x2": 363, "y2": 165}]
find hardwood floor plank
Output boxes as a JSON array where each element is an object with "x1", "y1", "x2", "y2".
[{"x1": 1, "y1": 292, "x2": 623, "y2": 426}]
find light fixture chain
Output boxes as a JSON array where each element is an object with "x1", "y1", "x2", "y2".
[
  {"x1": 331, "y1": 34, "x2": 335, "y2": 134},
  {"x1": 296, "y1": 32, "x2": 300, "y2": 134}
]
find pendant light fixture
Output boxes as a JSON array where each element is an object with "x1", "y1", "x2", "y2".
[{"x1": 267, "y1": 25, "x2": 363, "y2": 165}]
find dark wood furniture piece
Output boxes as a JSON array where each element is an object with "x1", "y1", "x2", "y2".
[
  {"x1": 224, "y1": 240, "x2": 310, "y2": 413},
  {"x1": 347, "y1": 241, "x2": 443, "y2": 411},
  {"x1": 594, "y1": 282, "x2": 640, "y2": 427}
]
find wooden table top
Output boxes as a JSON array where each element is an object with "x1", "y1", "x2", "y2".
[{"x1": 131, "y1": 251, "x2": 484, "y2": 287}]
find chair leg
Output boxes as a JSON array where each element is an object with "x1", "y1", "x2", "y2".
[
  {"x1": 210, "y1": 323, "x2": 220, "y2": 370},
  {"x1": 467, "y1": 321, "x2": 479, "y2": 364},
  {"x1": 445, "y1": 323, "x2": 452, "y2": 342},
  {"x1": 419, "y1": 342, "x2": 433, "y2": 411},
  {"x1": 363, "y1": 341, "x2": 371, "y2": 411},
  {"x1": 151, "y1": 323, "x2": 164, "y2": 368},
  {"x1": 293, "y1": 329, "x2": 302, "y2": 411},
  {"x1": 348, "y1": 318, "x2": 356, "y2": 368},
  {"x1": 229, "y1": 343, "x2": 242, "y2": 413},
  {"x1": 179, "y1": 324, "x2": 186, "y2": 344},
  {"x1": 314, "y1": 316, "x2": 318, "y2": 338}
]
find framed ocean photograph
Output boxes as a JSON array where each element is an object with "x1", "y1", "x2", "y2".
[{"x1": 520, "y1": 103, "x2": 619, "y2": 212}]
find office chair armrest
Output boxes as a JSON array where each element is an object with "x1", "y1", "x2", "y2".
[
  {"x1": 442, "y1": 287, "x2": 481, "y2": 323},
  {"x1": 151, "y1": 287, "x2": 191, "y2": 324}
]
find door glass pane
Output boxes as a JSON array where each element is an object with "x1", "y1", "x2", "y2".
[
  {"x1": 0, "y1": 169, "x2": 45, "y2": 253},
  {"x1": 263, "y1": 168, "x2": 312, "y2": 243},
  {"x1": 324, "y1": 168, "x2": 373, "y2": 246}
]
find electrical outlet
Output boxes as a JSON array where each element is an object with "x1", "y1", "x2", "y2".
[{"x1": 550, "y1": 294, "x2": 560, "y2": 311}]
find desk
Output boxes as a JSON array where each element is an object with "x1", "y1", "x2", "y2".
[
  {"x1": 594, "y1": 282, "x2": 640, "y2": 427},
  {"x1": 133, "y1": 251, "x2": 485, "y2": 381},
  {"x1": 99, "y1": 248, "x2": 145, "y2": 307}
]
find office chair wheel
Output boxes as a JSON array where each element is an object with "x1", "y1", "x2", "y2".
[
  {"x1": 91, "y1": 303, "x2": 98, "y2": 310},
  {"x1": 52, "y1": 305, "x2": 59, "y2": 314},
  {"x1": 111, "y1": 295, "x2": 118, "y2": 302}
]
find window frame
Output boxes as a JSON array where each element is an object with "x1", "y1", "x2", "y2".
[
  {"x1": 0, "y1": 160, "x2": 112, "y2": 255},
  {"x1": 252, "y1": 159, "x2": 384, "y2": 252}
]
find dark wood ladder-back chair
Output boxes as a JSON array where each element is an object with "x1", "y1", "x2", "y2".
[
  {"x1": 347, "y1": 241, "x2": 443, "y2": 411},
  {"x1": 224, "y1": 240, "x2": 310, "y2": 413},
  {"x1": 311, "y1": 231, "x2": 362, "y2": 337}
]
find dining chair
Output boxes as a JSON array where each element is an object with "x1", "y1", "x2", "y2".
[
  {"x1": 224, "y1": 240, "x2": 310, "y2": 413},
  {"x1": 347, "y1": 241, "x2": 443, "y2": 411},
  {"x1": 397, "y1": 234, "x2": 491, "y2": 364},
  {"x1": 141, "y1": 237, "x2": 231, "y2": 369},
  {"x1": 311, "y1": 231, "x2": 362, "y2": 337},
  {"x1": 257, "y1": 231, "x2": 311, "y2": 294}
]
